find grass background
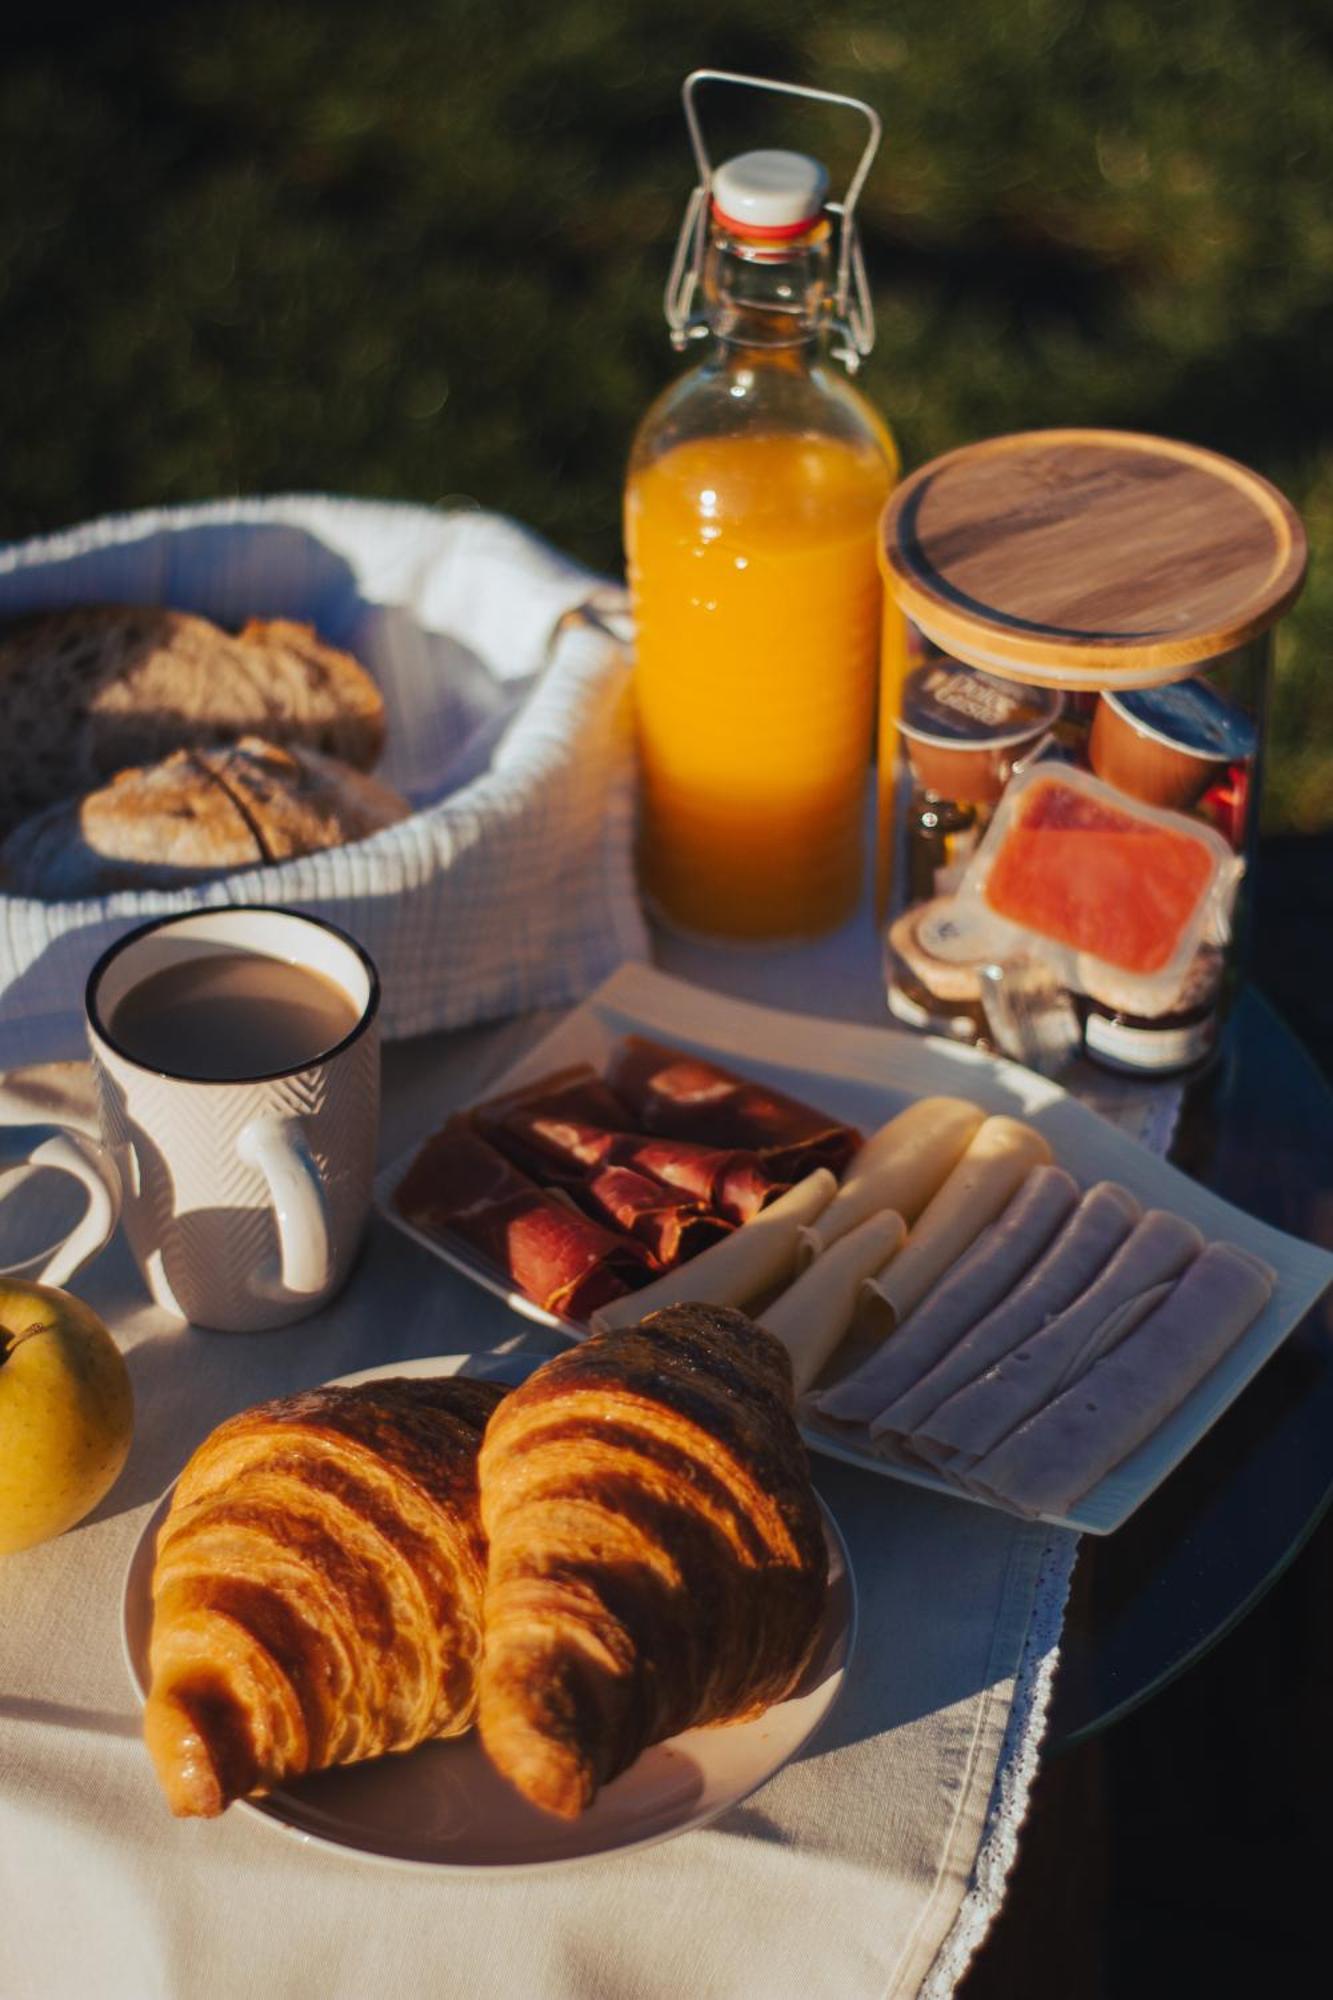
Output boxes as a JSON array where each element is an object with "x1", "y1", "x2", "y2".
[{"x1": 1, "y1": 0, "x2": 1329, "y2": 830}]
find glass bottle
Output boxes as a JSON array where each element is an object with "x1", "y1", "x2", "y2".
[{"x1": 625, "y1": 144, "x2": 898, "y2": 940}]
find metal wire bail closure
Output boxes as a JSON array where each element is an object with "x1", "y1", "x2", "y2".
[{"x1": 664, "y1": 69, "x2": 882, "y2": 373}]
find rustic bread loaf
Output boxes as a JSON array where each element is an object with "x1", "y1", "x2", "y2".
[
  {"x1": 0, "y1": 605, "x2": 385, "y2": 834},
  {"x1": 0, "y1": 738, "x2": 410, "y2": 900}
]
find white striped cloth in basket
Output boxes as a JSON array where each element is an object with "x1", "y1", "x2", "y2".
[{"x1": 0, "y1": 496, "x2": 649, "y2": 1062}]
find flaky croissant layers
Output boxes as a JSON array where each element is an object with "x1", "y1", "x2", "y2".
[
  {"x1": 476, "y1": 1306, "x2": 829, "y2": 1818},
  {"x1": 144, "y1": 1377, "x2": 505, "y2": 1818},
  {"x1": 143, "y1": 1309, "x2": 828, "y2": 1821}
]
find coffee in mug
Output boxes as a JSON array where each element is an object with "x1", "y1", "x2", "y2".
[{"x1": 107, "y1": 955, "x2": 361, "y2": 1081}]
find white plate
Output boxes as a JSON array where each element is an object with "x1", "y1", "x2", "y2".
[
  {"x1": 376, "y1": 962, "x2": 1333, "y2": 1535},
  {"x1": 122, "y1": 1352, "x2": 856, "y2": 1873}
]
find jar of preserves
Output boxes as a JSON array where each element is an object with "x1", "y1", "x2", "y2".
[{"x1": 876, "y1": 429, "x2": 1307, "y2": 1076}]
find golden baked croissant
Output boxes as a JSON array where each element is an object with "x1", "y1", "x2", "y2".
[
  {"x1": 143, "y1": 1376, "x2": 506, "y2": 1817},
  {"x1": 477, "y1": 1304, "x2": 828, "y2": 1818}
]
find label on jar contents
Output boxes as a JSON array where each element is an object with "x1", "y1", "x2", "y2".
[
  {"x1": 1083, "y1": 1009, "x2": 1217, "y2": 1074},
  {"x1": 903, "y1": 661, "x2": 1061, "y2": 745}
]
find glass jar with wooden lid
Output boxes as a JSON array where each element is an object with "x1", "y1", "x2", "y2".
[{"x1": 876, "y1": 429, "x2": 1307, "y2": 1076}]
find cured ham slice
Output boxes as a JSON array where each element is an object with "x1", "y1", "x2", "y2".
[
  {"x1": 813, "y1": 1165, "x2": 1079, "y2": 1423},
  {"x1": 615, "y1": 1136, "x2": 789, "y2": 1225},
  {"x1": 918, "y1": 1209, "x2": 1204, "y2": 1471},
  {"x1": 394, "y1": 1121, "x2": 651, "y2": 1320},
  {"x1": 966, "y1": 1242, "x2": 1277, "y2": 1516},
  {"x1": 472, "y1": 1066, "x2": 634, "y2": 1182},
  {"x1": 590, "y1": 1169, "x2": 838, "y2": 1336},
  {"x1": 477, "y1": 1065, "x2": 789, "y2": 1223},
  {"x1": 607, "y1": 1037, "x2": 860, "y2": 1180},
  {"x1": 575, "y1": 1163, "x2": 732, "y2": 1270},
  {"x1": 865, "y1": 1182, "x2": 1142, "y2": 1438}
]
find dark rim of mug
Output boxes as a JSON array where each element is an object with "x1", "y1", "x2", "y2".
[{"x1": 84, "y1": 905, "x2": 382, "y2": 1086}]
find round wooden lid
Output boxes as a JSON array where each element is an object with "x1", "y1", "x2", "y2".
[{"x1": 879, "y1": 429, "x2": 1307, "y2": 689}]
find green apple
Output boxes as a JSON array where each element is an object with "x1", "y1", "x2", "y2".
[{"x1": 0, "y1": 1279, "x2": 133, "y2": 1555}]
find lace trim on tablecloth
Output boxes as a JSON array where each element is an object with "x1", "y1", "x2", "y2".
[{"x1": 917, "y1": 1526, "x2": 1078, "y2": 1999}]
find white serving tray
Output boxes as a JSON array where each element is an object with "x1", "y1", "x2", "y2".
[{"x1": 376, "y1": 962, "x2": 1333, "y2": 1535}]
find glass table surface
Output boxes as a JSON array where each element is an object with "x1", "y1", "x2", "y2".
[{"x1": 1048, "y1": 985, "x2": 1333, "y2": 1747}]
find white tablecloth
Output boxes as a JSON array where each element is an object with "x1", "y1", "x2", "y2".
[{"x1": 0, "y1": 911, "x2": 1180, "y2": 2000}]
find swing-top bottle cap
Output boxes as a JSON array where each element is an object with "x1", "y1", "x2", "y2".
[{"x1": 711, "y1": 150, "x2": 829, "y2": 239}]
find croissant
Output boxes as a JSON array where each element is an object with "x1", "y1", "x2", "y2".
[
  {"x1": 476, "y1": 1304, "x2": 828, "y2": 1818},
  {"x1": 143, "y1": 1376, "x2": 506, "y2": 1817}
]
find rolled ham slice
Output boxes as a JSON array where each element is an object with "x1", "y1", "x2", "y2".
[
  {"x1": 609, "y1": 1136, "x2": 789, "y2": 1225},
  {"x1": 965, "y1": 1242, "x2": 1278, "y2": 1517},
  {"x1": 477, "y1": 1069, "x2": 789, "y2": 1225},
  {"x1": 576, "y1": 1163, "x2": 732, "y2": 1270},
  {"x1": 856, "y1": 1118, "x2": 1054, "y2": 1341},
  {"x1": 866, "y1": 1181, "x2": 1143, "y2": 1437},
  {"x1": 919, "y1": 1209, "x2": 1205, "y2": 1471},
  {"x1": 590, "y1": 1168, "x2": 838, "y2": 1335},
  {"x1": 606, "y1": 1037, "x2": 860, "y2": 1180},
  {"x1": 813, "y1": 1164, "x2": 1079, "y2": 1422},
  {"x1": 393, "y1": 1119, "x2": 651, "y2": 1321}
]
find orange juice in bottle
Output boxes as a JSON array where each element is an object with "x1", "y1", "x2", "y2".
[{"x1": 626, "y1": 89, "x2": 897, "y2": 939}]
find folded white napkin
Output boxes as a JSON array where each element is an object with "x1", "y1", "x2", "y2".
[{"x1": 0, "y1": 496, "x2": 648, "y2": 1061}]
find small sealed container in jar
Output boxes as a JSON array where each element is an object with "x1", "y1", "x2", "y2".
[
  {"x1": 896, "y1": 652, "x2": 1063, "y2": 909},
  {"x1": 876, "y1": 428, "x2": 1307, "y2": 1076}
]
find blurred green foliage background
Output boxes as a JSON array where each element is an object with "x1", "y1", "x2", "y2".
[{"x1": 0, "y1": 0, "x2": 1329, "y2": 828}]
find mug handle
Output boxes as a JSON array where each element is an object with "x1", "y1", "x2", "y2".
[
  {"x1": 0, "y1": 1124, "x2": 123, "y2": 1288},
  {"x1": 237, "y1": 1115, "x2": 333, "y2": 1300}
]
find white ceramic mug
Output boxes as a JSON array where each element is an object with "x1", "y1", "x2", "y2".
[{"x1": 84, "y1": 907, "x2": 381, "y2": 1332}]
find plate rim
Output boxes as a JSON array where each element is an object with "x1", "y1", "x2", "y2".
[{"x1": 122, "y1": 1350, "x2": 857, "y2": 1876}]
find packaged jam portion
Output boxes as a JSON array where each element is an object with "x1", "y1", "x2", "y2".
[
  {"x1": 876, "y1": 428, "x2": 1307, "y2": 1076},
  {"x1": 949, "y1": 763, "x2": 1239, "y2": 1011}
]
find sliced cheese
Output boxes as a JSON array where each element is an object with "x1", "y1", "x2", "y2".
[
  {"x1": 588, "y1": 1168, "x2": 837, "y2": 1335},
  {"x1": 839, "y1": 1097, "x2": 985, "y2": 1222},
  {"x1": 763, "y1": 1209, "x2": 907, "y2": 1396},
  {"x1": 857, "y1": 1117, "x2": 1053, "y2": 1341},
  {"x1": 796, "y1": 1158, "x2": 913, "y2": 1269}
]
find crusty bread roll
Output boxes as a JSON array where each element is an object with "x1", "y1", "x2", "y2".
[
  {"x1": 0, "y1": 605, "x2": 385, "y2": 833},
  {"x1": 1, "y1": 737, "x2": 410, "y2": 899}
]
